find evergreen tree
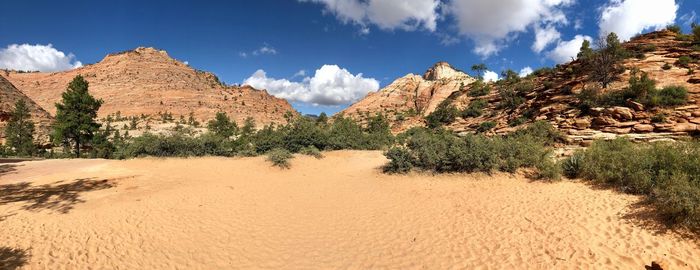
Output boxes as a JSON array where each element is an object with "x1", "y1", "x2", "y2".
[
  {"x1": 5, "y1": 99, "x2": 35, "y2": 156},
  {"x1": 52, "y1": 75, "x2": 103, "y2": 157},
  {"x1": 471, "y1": 63, "x2": 488, "y2": 80},
  {"x1": 207, "y1": 112, "x2": 238, "y2": 138}
]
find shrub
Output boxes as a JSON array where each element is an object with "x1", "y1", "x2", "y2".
[
  {"x1": 508, "y1": 117, "x2": 527, "y2": 127},
  {"x1": 676, "y1": 56, "x2": 693, "y2": 68},
  {"x1": 536, "y1": 158, "x2": 561, "y2": 180},
  {"x1": 656, "y1": 86, "x2": 688, "y2": 106},
  {"x1": 498, "y1": 87, "x2": 525, "y2": 110},
  {"x1": 651, "y1": 113, "x2": 667, "y2": 123},
  {"x1": 267, "y1": 148, "x2": 293, "y2": 169},
  {"x1": 477, "y1": 121, "x2": 496, "y2": 133},
  {"x1": 666, "y1": 24, "x2": 682, "y2": 34},
  {"x1": 426, "y1": 102, "x2": 459, "y2": 128},
  {"x1": 662, "y1": 63, "x2": 672, "y2": 70},
  {"x1": 383, "y1": 147, "x2": 414, "y2": 174},
  {"x1": 461, "y1": 99, "x2": 487, "y2": 118},
  {"x1": 299, "y1": 145, "x2": 323, "y2": 159},
  {"x1": 468, "y1": 81, "x2": 491, "y2": 97},
  {"x1": 572, "y1": 139, "x2": 700, "y2": 227},
  {"x1": 208, "y1": 112, "x2": 238, "y2": 138},
  {"x1": 694, "y1": 24, "x2": 700, "y2": 42},
  {"x1": 561, "y1": 151, "x2": 584, "y2": 178}
]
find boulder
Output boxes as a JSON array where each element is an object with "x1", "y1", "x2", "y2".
[
  {"x1": 574, "y1": 118, "x2": 591, "y2": 129},
  {"x1": 633, "y1": 124, "x2": 655, "y2": 133},
  {"x1": 607, "y1": 107, "x2": 634, "y2": 121},
  {"x1": 592, "y1": 116, "x2": 617, "y2": 126},
  {"x1": 672, "y1": 123, "x2": 699, "y2": 133},
  {"x1": 626, "y1": 100, "x2": 645, "y2": 111}
]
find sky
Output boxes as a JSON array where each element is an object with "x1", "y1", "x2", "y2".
[{"x1": 0, "y1": 0, "x2": 698, "y2": 115}]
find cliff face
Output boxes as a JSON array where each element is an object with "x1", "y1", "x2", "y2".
[
  {"x1": 341, "y1": 62, "x2": 475, "y2": 130},
  {"x1": 0, "y1": 76, "x2": 53, "y2": 144},
  {"x1": 447, "y1": 30, "x2": 700, "y2": 145},
  {"x1": 2, "y1": 47, "x2": 296, "y2": 126}
]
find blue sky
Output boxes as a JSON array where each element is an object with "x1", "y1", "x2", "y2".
[{"x1": 0, "y1": 0, "x2": 698, "y2": 115}]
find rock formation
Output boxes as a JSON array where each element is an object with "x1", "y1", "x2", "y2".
[
  {"x1": 341, "y1": 62, "x2": 475, "y2": 131},
  {"x1": 0, "y1": 76, "x2": 53, "y2": 144},
  {"x1": 1, "y1": 47, "x2": 296, "y2": 126}
]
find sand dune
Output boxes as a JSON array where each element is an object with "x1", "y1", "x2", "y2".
[{"x1": 1, "y1": 151, "x2": 698, "y2": 269}]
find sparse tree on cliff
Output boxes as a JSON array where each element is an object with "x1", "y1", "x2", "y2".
[
  {"x1": 471, "y1": 63, "x2": 488, "y2": 80},
  {"x1": 52, "y1": 75, "x2": 103, "y2": 157}
]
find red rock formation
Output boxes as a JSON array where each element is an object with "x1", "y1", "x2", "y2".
[{"x1": 0, "y1": 76, "x2": 53, "y2": 144}]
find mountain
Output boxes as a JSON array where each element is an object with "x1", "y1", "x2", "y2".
[
  {"x1": 1, "y1": 47, "x2": 296, "y2": 126},
  {"x1": 341, "y1": 62, "x2": 475, "y2": 130},
  {"x1": 0, "y1": 76, "x2": 53, "y2": 144},
  {"x1": 343, "y1": 30, "x2": 700, "y2": 144}
]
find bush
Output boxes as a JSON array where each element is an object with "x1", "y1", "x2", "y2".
[
  {"x1": 498, "y1": 87, "x2": 525, "y2": 110},
  {"x1": 468, "y1": 81, "x2": 491, "y2": 97},
  {"x1": 477, "y1": 121, "x2": 496, "y2": 133},
  {"x1": 676, "y1": 56, "x2": 693, "y2": 68},
  {"x1": 536, "y1": 158, "x2": 561, "y2": 180},
  {"x1": 425, "y1": 102, "x2": 459, "y2": 128},
  {"x1": 383, "y1": 147, "x2": 414, "y2": 174},
  {"x1": 561, "y1": 151, "x2": 584, "y2": 178},
  {"x1": 267, "y1": 148, "x2": 293, "y2": 169},
  {"x1": 572, "y1": 139, "x2": 700, "y2": 227},
  {"x1": 651, "y1": 113, "x2": 667, "y2": 123},
  {"x1": 656, "y1": 86, "x2": 688, "y2": 106},
  {"x1": 666, "y1": 24, "x2": 682, "y2": 34},
  {"x1": 662, "y1": 63, "x2": 672, "y2": 70},
  {"x1": 461, "y1": 99, "x2": 487, "y2": 118},
  {"x1": 299, "y1": 145, "x2": 323, "y2": 159}
]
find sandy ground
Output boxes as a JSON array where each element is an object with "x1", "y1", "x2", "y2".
[{"x1": 0, "y1": 151, "x2": 698, "y2": 269}]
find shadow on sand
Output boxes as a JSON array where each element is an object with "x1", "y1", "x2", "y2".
[
  {"x1": 0, "y1": 247, "x2": 29, "y2": 270},
  {"x1": 0, "y1": 178, "x2": 118, "y2": 214}
]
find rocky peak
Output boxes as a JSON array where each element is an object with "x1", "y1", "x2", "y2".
[{"x1": 423, "y1": 62, "x2": 470, "y2": 81}]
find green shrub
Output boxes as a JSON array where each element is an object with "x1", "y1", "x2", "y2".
[
  {"x1": 468, "y1": 81, "x2": 491, "y2": 97},
  {"x1": 299, "y1": 145, "x2": 323, "y2": 159},
  {"x1": 656, "y1": 86, "x2": 688, "y2": 106},
  {"x1": 694, "y1": 24, "x2": 700, "y2": 42},
  {"x1": 677, "y1": 56, "x2": 693, "y2": 68},
  {"x1": 662, "y1": 63, "x2": 672, "y2": 70},
  {"x1": 508, "y1": 117, "x2": 527, "y2": 127},
  {"x1": 267, "y1": 148, "x2": 293, "y2": 169},
  {"x1": 666, "y1": 24, "x2": 682, "y2": 34},
  {"x1": 498, "y1": 87, "x2": 525, "y2": 110},
  {"x1": 461, "y1": 99, "x2": 487, "y2": 118},
  {"x1": 651, "y1": 113, "x2": 667, "y2": 123},
  {"x1": 426, "y1": 102, "x2": 459, "y2": 128},
  {"x1": 536, "y1": 158, "x2": 561, "y2": 180},
  {"x1": 572, "y1": 139, "x2": 700, "y2": 227},
  {"x1": 561, "y1": 151, "x2": 584, "y2": 178},
  {"x1": 383, "y1": 147, "x2": 414, "y2": 174},
  {"x1": 477, "y1": 121, "x2": 496, "y2": 133}
]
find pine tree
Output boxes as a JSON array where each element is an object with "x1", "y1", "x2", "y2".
[
  {"x1": 52, "y1": 75, "x2": 103, "y2": 157},
  {"x1": 5, "y1": 99, "x2": 36, "y2": 156},
  {"x1": 207, "y1": 112, "x2": 237, "y2": 138}
]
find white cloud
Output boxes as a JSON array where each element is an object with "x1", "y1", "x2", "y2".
[
  {"x1": 293, "y1": 69, "x2": 307, "y2": 78},
  {"x1": 680, "y1": 11, "x2": 697, "y2": 26},
  {"x1": 243, "y1": 65, "x2": 379, "y2": 106},
  {"x1": 445, "y1": 0, "x2": 574, "y2": 57},
  {"x1": 238, "y1": 52, "x2": 248, "y2": 58},
  {"x1": 532, "y1": 25, "x2": 561, "y2": 53},
  {"x1": 547, "y1": 35, "x2": 592, "y2": 63},
  {"x1": 300, "y1": 0, "x2": 439, "y2": 32},
  {"x1": 483, "y1": 70, "x2": 499, "y2": 82},
  {"x1": 519, "y1": 66, "x2": 533, "y2": 77},
  {"x1": 253, "y1": 44, "x2": 278, "y2": 56},
  {"x1": 598, "y1": 0, "x2": 678, "y2": 41},
  {"x1": 0, "y1": 43, "x2": 82, "y2": 72}
]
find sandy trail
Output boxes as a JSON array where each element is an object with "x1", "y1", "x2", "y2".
[{"x1": 0, "y1": 151, "x2": 698, "y2": 269}]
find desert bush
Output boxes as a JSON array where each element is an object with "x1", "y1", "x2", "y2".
[
  {"x1": 666, "y1": 24, "x2": 682, "y2": 34},
  {"x1": 426, "y1": 102, "x2": 459, "y2": 128},
  {"x1": 477, "y1": 121, "x2": 496, "y2": 133},
  {"x1": 468, "y1": 81, "x2": 491, "y2": 97},
  {"x1": 651, "y1": 113, "x2": 667, "y2": 123},
  {"x1": 561, "y1": 151, "x2": 584, "y2": 178},
  {"x1": 536, "y1": 158, "x2": 561, "y2": 180},
  {"x1": 572, "y1": 139, "x2": 700, "y2": 227},
  {"x1": 662, "y1": 63, "x2": 672, "y2": 70},
  {"x1": 299, "y1": 145, "x2": 323, "y2": 159},
  {"x1": 498, "y1": 87, "x2": 525, "y2": 110},
  {"x1": 656, "y1": 86, "x2": 689, "y2": 106},
  {"x1": 383, "y1": 147, "x2": 414, "y2": 174},
  {"x1": 267, "y1": 148, "x2": 293, "y2": 169},
  {"x1": 461, "y1": 99, "x2": 487, "y2": 118},
  {"x1": 677, "y1": 56, "x2": 693, "y2": 68},
  {"x1": 508, "y1": 117, "x2": 527, "y2": 127},
  {"x1": 694, "y1": 24, "x2": 700, "y2": 42}
]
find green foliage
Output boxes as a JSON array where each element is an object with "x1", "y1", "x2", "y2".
[
  {"x1": 425, "y1": 102, "x2": 459, "y2": 128},
  {"x1": 666, "y1": 24, "x2": 682, "y2": 34},
  {"x1": 651, "y1": 113, "x2": 667, "y2": 123},
  {"x1": 508, "y1": 117, "x2": 527, "y2": 127},
  {"x1": 694, "y1": 24, "x2": 700, "y2": 42},
  {"x1": 52, "y1": 75, "x2": 104, "y2": 157},
  {"x1": 498, "y1": 86, "x2": 525, "y2": 110},
  {"x1": 90, "y1": 129, "x2": 115, "y2": 159},
  {"x1": 207, "y1": 112, "x2": 238, "y2": 138},
  {"x1": 536, "y1": 158, "x2": 561, "y2": 180},
  {"x1": 573, "y1": 139, "x2": 700, "y2": 227},
  {"x1": 299, "y1": 145, "x2": 323, "y2": 159},
  {"x1": 662, "y1": 63, "x2": 672, "y2": 70},
  {"x1": 676, "y1": 56, "x2": 693, "y2": 68},
  {"x1": 383, "y1": 147, "x2": 414, "y2": 174},
  {"x1": 561, "y1": 151, "x2": 584, "y2": 178},
  {"x1": 577, "y1": 70, "x2": 688, "y2": 110},
  {"x1": 325, "y1": 115, "x2": 366, "y2": 150},
  {"x1": 468, "y1": 81, "x2": 491, "y2": 97},
  {"x1": 4, "y1": 100, "x2": 36, "y2": 156},
  {"x1": 579, "y1": 33, "x2": 626, "y2": 88},
  {"x1": 471, "y1": 63, "x2": 487, "y2": 80},
  {"x1": 656, "y1": 86, "x2": 689, "y2": 107},
  {"x1": 266, "y1": 148, "x2": 293, "y2": 169},
  {"x1": 477, "y1": 121, "x2": 496, "y2": 133},
  {"x1": 461, "y1": 99, "x2": 487, "y2": 118},
  {"x1": 122, "y1": 132, "x2": 236, "y2": 158}
]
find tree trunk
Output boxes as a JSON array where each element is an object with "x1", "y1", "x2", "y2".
[{"x1": 75, "y1": 139, "x2": 80, "y2": 158}]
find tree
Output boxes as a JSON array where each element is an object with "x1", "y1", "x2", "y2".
[
  {"x1": 240, "y1": 117, "x2": 256, "y2": 137},
  {"x1": 577, "y1": 39, "x2": 594, "y2": 61},
  {"x1": 52, "y1": 75, "x2": 103, "y2": 157},
  {"x1": 207, "y1": 112, "x2": 238, "y2": 138},
  {"x1": 5, "y1": 100, "x2": 36, "y2": 156},
  {"x1": 585, "y1": 33, "x2": 626, "y2": 88},
  {"x1": 471, "y1": 63, "x2": 488, "y2": 80},
  {"x1": 316, "y1": 112, "x2": 328, "y2": 125},
  {"x1": 693, "y1": 24, "x2": 700, "y2": 42}
]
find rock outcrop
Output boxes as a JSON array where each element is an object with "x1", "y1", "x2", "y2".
[
  {"x1": 2, "y1": 47, "x2": 296, "y2": 126},
  {"x1": 341, "y1": 62, "x2": 475, "y2": 130},
  {"x1": 0, "y1": 76, "x2": 53, "y2": 144},
  {"x1": 343, "y1": 30, "x2": 700, "y2": 145}
]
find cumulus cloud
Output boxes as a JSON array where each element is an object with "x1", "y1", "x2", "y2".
[
  {"x1": 598, "y1": 0, "x2": 678, "y2": 41},
  {"x1": 243, "y1": 65, "x2": 379, "y2": 106},
  {"x1": 532, "y1": 25, "x2": 561, "y2": 53},
  {"x1": 483, "y1": 70, "x2": 499, "y2": 82},
  {"x1": 0, "y1": 44, "x2": 82, "y2": 72},
  {"x1": 519, "y1": 66, "x2": 533, "y2": 77},
  {"x1": 253, "y1": 45, "x2": 277, "y2": 56},
  {"x1": 445, "y1": 0, "x2": 574, "y2": 57},
  {"x1": 547, "y1": 35, "x2": 592, "y2": 63},
  {"x1": 300, "y1": 0, "x2": 439, "y2": 32}
]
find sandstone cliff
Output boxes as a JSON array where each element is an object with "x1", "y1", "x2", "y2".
[
  {"x1": 2, "y1": 47, "x2": 296, "y2": 126},
  {"x1": 0, "y1": 76, "x2": 53, "y2": 144},
  {"x1": 341, "y1": 62, "x2": 475, "y2": 130}
]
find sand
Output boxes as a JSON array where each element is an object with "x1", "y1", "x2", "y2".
[{"x1": 1, "y1": 151, "x2": 698, "y2": 269}]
